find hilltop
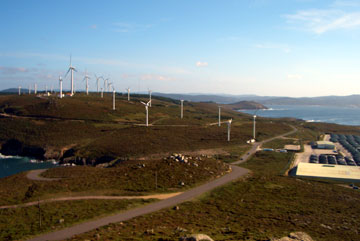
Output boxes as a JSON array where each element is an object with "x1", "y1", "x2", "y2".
[{"x1": 0, "y1": 93, "x2": 289, "y2": 164}]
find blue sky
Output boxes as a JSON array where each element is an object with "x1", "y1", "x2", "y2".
[{"x1": 1, "y1": 0, "x2": 360, "y2": 97}]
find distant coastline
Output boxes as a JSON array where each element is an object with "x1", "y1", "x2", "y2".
[{"x1": 239, "y1": 104, "x2": 360, "y2": 126}]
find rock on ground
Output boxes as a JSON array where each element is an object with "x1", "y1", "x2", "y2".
[
  {"x1": 179, "y1": 233, "x2": 214, "y2": 241},
  {"x1": 273, "y1": 232, "x2": 314, "y2": 241}
]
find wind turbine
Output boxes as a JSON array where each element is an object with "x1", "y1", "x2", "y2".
[
  {"x1": 28, "y1": 85, "x2": 31, "y2": 94},
  {"x1": 18, "y1": 86, "x2": 21, "y2": 96},
  {"x1": 227, "y1": 118, "x2": 232, "y2": 142},
  {"x1": 95, "y1": 74, "x2": 103, "y2": 93},
  {"x1": 180, "y1": 100, "x2": 184, "y2": 119},
  {"x1": 101, "y1": 88, "x2": 103, "y2": 98},
  {"x1": 218, "y1": 106, "x2": 221, "y2": 127},
  {"x1": 59, "y1": 76, "x2": 63, "y2": 99},
  {"x1": 103, "y1": 78, "x2": 109, "y2": 92},
  {"x1": 141, "y1": 100, "x2": 151, "y2": 127},
  {"x1": 253, "y1": 110, "x2": 259, "y2": 141},
  {"x1": 112, "y1": 90, "x2": 116, "y2": 110},
  {"x1": 107, "y1": 82, "x2": 113, "y2": 92},
  {"x1": 83, "y1": 70, "x2": 91, "y2": 95},
  {"x1": 148, "y1": 89, "x2": 152, "y2": 107},
  {"x1": 64, "y1": 55, "x2": 77, "y2": 96},
  {"x1": 45, "y1": 85, "x2": 48, "y2": 93},
  {"x1": 126, "y1": 88, "x2": 130, "y2": 101},
  {"x1": 34, "y1": 83, "x2": 37, "y2": 94}
]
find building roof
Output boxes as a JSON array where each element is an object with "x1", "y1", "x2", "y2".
[
  {"x1": 284, "y1": 145, "x2": 301, "y2": 151},
  {"x1": 316, "y1": 141, "x2": 335, "y2": 146},
  {"x1": 296, "y1": 163, "x2": 360, "y2": 180}
]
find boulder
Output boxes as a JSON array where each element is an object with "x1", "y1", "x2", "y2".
[
  {"x1": 273, "y1": 232, "x2": 314, "y2": 241},
  {"x1": 179, "y1": 234, "x2": 214, "y2": 241}
]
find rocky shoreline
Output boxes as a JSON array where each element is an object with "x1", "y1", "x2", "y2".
[{"x1": 0, "y1": 139, "x2": 117, "y2": 166}]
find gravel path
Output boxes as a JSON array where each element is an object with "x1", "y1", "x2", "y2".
[
  {"x1": 26, "y1": 169, "x2": 61, "y2": 181},
  {"x1": 0, "y1": 193, "x2": 182, "y2": 209}
]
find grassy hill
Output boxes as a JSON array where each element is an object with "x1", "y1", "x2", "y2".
[{"x1": 0, "y1": 93, "x2": 291, "y2": 162}]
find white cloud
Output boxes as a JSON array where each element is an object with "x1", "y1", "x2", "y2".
[
  {"x1": 140, "y1": 74, "x2": 173, "y2": 81},
  {"x1": 284, "y1": 8, "x2": 360, "y2": 34},
  {"x1": 196, "y1": 61, "x2": 208, "y2": 67},
  {"x1": 112, "y1": 22, "x2": 153, "y2": 33},
  {"x1": 287, "y1": 74, "x2": 303, "y2": 80},
  {"x1": 254, "y1": 43, "x2": 291, "y2": 53},
  {"x1": 0, "y1": 66, "x2": 29, "y2": 75}
]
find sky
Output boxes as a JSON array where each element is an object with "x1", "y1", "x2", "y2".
[{"x1": 1, "y1": 0, "x2": 360, "y2": 97}]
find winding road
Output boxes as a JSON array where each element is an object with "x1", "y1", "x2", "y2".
[{"x1": 27, "y1": 126, "x2": 297, "y2": 241}]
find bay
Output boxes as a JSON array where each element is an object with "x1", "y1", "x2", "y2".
[
  {"x1": 239, "y1": 105, "x2": 360, "y2": 126},
  {"x1": 0, "y1": 154, "x2": 56, "y2": 178}
]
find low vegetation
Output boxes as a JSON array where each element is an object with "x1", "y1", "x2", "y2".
[
  {"x1": 70, "y1": 152, "x2": 360, "y2": 241},
  {"x1": 0, "y1": 156, "x2": 229, "y2": 205},
  {"x1": 0, "y1": 199, "x2": 155, "y2": 240}
]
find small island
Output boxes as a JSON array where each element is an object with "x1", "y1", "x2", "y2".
[{"x1": 226, "y1": 101, "x2": 268, "y2": 110}]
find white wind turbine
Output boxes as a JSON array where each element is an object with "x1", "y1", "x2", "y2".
[
  {"x1": 148, "y1": 89, "x2": 152, "y2": 107},
  {"x1": 103, "y1": 78, "x2": 109, "y2": 92},
  {"x1": 95, "y1": 74, "x2": 103, "y2": 93},
  {"x1": 101, "y1": 87, "x2": 103, "y2": 98},
  {"x1": 34, "y1": 83, "x2": 37, "y2": 94},
  {"x1": 218, "y1": 106, "x2": 221, "y2": 127},
  {"x1": 180, "y1": 100, "x2": 184, "y2": 119},
  {"x1": 112, "y1": 90, "x2": 116, "y2": 110},
  {"x1": 18, "y1": 86, "x2": 21, "y2": 96},
  {"x1": 141, "y1": 100, "x2": 151, "y2": 127},
  {"x1": 64, "y1": 55, "x2": 77, "y2": 96},
  {"x1": 227, "y1": 118, "x2": 232, "y2": 142},
  {"x1": 126, "y1": 87, "x2": 130, "y2": 101},
  {"x1": 83, "y1": 70, "x2": 91, "y2": 95},
  {"x1": 28, "y1": 85, "x2": 31, "y2": 94},
  {"x1": 59, "y1": 76, "x2": 63, "y2": 98},
  {"x1": 45, "y1": 85, "x2": 48, "y2": 93},
  {"x1": 107, "y1": 82, "x2": 113, "y2": 92},
  {"x1": 253, "y1": 110, "x2": 259, "y2": 141}
]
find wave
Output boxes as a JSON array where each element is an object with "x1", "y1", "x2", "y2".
[{"x1": 0, "y1": 153, "x2": 22, "y2": 159}]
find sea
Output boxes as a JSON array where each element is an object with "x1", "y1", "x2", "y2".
[
  {"x1": 239, "y1": 104, "x2": 360, "y2": 126},
  {"x1": 0, "y1": 154, "x2": 56, "y2": 178}
]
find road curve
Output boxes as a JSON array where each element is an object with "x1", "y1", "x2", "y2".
[
  {"x1": 26, "y1": 169, "x2": 61, "y2": 181},
  {"x1": 27, "y1": 125, "x2": 297, "y2": 241}
]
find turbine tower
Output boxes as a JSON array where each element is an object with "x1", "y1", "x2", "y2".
[
  {"x1": 113, "y1": 90, "x2": 116, "y2": 110},
  {"x1": 126, "y1": 88, "x2": 130, "y2": 101},
  {"x1": 180, "y1": 100, "x2": 184, "y2": 119},
  {"x1": 59, "y1": 76, "x2": 63, "y2": 99},
  {"x1": 253, "y1": 115, "x2": 257, "y2": 141},
  {"x1": 218, "y1": 106, "x2": 221, "y2": 126},
  {"x1": 141, "y1": 100, "x2": 151, "y2": 127},
  {"x1": 83, "y1": 70, "x2": 91, "y2": 95},
  {"x1": 101, "y1": 88, "x2": 103, "y2": 98},
  {"x1": 227, "y1": 119, "x2": 232, "y2": 142},
  {"x1": 95, "y1": 74, "x2": 103, "y2": 93},
  {"x1": 28, "y1": 85, "x2": 31, "y2": 94},
  {"x1": 64, "y1": 55, "x2": 77, "y2": 96},
  {"x1": 18, "y1": 86, "x2": 21, "y2": 96},
  {"x1": 148, "y1": 89, "x2": 152, "y2": 107},
  {"x1": 34, "y1": 83, "x2": 37, "y2": 94}
]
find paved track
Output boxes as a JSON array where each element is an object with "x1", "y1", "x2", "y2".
[{"x1": 27, "y1": 125, "x2": 297, "y2": 241}]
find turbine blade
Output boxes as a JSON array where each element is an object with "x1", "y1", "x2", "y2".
[
  {"x1": 140, "y1": 101, "x2": 146, "y2": 105},
  {"x1": 64, "y1": 68, "x2": 70, "y2": 78}
]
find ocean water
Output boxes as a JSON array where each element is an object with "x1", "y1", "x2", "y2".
[
  {"x1": 0, "y1": 154, "x2": 56, "y2": 178},
  {"x1": 239, "y1": 105, "x2": 360, "y2": 126}
]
